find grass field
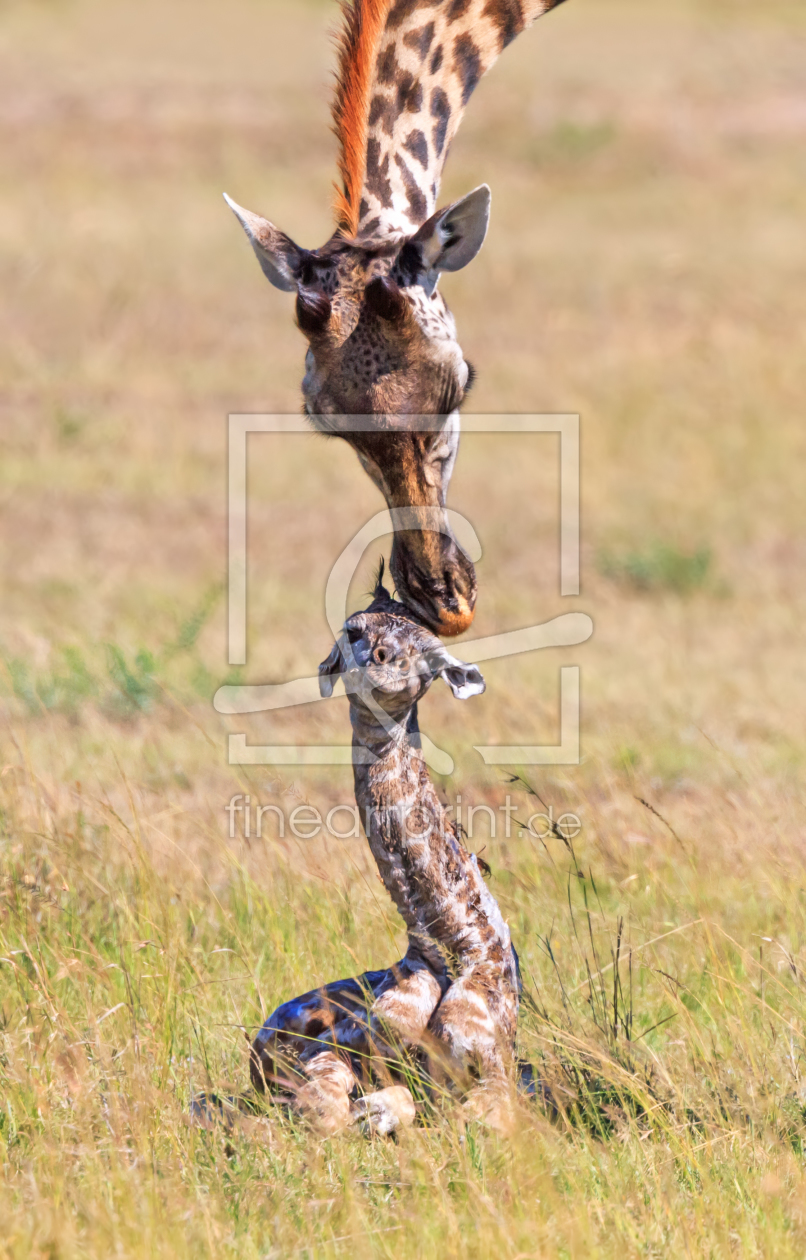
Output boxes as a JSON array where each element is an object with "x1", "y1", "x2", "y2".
[{"x1": 1, "y1": 0, "x2": 805, "y2": 1254}]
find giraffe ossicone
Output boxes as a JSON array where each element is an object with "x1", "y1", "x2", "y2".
[{"x1": 226, "y1": 0, "x2": 567, "y2": 635}]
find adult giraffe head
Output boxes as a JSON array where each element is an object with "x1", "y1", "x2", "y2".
[{"x1": 226, "y1": 0, "x2": 567, "y2": 636}]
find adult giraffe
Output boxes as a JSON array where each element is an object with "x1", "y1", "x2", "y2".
[{"x1": 226, "y1": 0, "x2": 568, "y2": 635}]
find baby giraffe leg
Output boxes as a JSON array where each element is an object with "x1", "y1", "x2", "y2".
[
  {"x1": 292, "y1": 1049, "x2": 357, "y2": 1135},
  {"x1": 297, "y1": 955, "x2": 445, "y2": 1134},
  {"x1": 426, "y1": 972, "x2": 519, "y2": 1131},
  {"x1": 349, "y1": 964, "x2": 443, "y2": 1134},
  {"x1": 427, "y1": 977, "x2": 506, "y2": 1081},
  {"x1": 296, "y1": 1049, "x2": 418, "y2": 1136},
  {"x1": 373, "y1": 957, "x2": 447, "y2": 1043},
  {"x1": 250, "y1": 973, "x2": 397, "y2": 1135},
  {"x1": 315, "y1": 954, "x2": 446, "y2": 1068},
  {"x1": 250, "y1": 955, "x2": 444, "y2": 1135},
  {"x1": 249, "y1": 968, "x2": 390, "y2": 1093}
]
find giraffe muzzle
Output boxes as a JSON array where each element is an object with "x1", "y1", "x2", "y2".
[{"x1": 390, "y1": 528, "x2": 477, "y2": 638}]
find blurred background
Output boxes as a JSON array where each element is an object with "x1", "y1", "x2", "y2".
[
  {"x1": 1, "y1": 2, "x2": 806, "y2": 1251},
  {"x1": 1, "y1": 0, "x2": 803, "y2": 814}
]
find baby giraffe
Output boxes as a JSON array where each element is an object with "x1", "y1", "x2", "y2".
[{"x1": 249, "y1": 573, "x2": 520, "y2": 1133}]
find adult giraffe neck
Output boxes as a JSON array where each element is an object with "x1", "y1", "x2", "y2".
[{"x1": 332, "y1": 0, "x2": 568, "y2": 238}]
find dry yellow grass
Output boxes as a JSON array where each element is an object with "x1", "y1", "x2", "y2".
[{"x1": 1, "y1": 0, "x2": 805, "y2": 1255}]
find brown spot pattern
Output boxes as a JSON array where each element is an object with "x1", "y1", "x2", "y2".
[
  {"x1": 376, "y1": 42, "x2": 399, "y2": 86},
  {"x1": 483, "y1": 0, "x2": 525, "y2": 48},
  {"x1": 403, "y1": 21, "x2": 435, "y2": 59},
  {"x1": 394, "y1": 153, "x2": 428, "y2": 224},
  {"x1": 368, "y1": 93, "x2": 395, "y2": 135},
  {"x1": 452, "y1": 32, "x2": 483, "y2": 107},
  {"x1": 365, "y1": 138, "x2": 393, "y2": 208},
  {"x1": 360, "y1": 214, "x2": 382, "y2": 236},
  {"x1": 403, "y1": 128, "x2": 429, "y2": 168},
  {"x1": 386, "y1": 0, "x2": 438, "y2": 31},
  {"x1": 396, "y1": 71, "x2": 423, "y2": 114},
  {"x1": 430, "y1": 86, "x2": 450, "y2": 156}
]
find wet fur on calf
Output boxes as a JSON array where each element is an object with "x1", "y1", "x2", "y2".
[{"x1": 250, "y1": 574, "x2": 519, "y2": 1125}]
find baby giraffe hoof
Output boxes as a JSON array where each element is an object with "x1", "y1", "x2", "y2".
[
  {"x1": 294, "y1": 1081, "x2": 353, "y2": 1135},
  {"x1": 462, "y1": 1086, "x2": 516, "y2": 1135},
  {"x1": 351, "y1": 1086, "x2": 417, "y2": 1137}
]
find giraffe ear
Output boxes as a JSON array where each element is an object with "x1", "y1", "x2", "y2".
[
  {"x1": 224, "y1": 194, "x2": 302, "y2": 292},
  {"x1": 410, "y1": 185, "x2": 491, "y2": 276},
  {"x1": 427, "y1": 648, "x2": 486, "y2": 700},
  {"x1": 318, "y1": 642, "x2": 343, "y2": 698}
]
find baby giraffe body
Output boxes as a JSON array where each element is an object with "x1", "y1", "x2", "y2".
[{"x1": 250, "y1": 577, "x2": 519, "y2": 1131}]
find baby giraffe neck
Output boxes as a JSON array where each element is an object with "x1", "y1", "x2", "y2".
[
  {"x1": 349, "y1": 698, "x2": 421, "y2": 767},
  {"x1": 349, "y1": 693, "x2": 514, "y2": 983}
]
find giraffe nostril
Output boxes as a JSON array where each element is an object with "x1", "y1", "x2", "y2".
[
  {"x1": 375, "y1": 647, "x2": 388, "y2": 664},
  {"x1": 364, "y1": 276, "x2": 408, "y2": 322},
  {"x1": 296, "y1": 287, "x2": 332, "y2": 336}
]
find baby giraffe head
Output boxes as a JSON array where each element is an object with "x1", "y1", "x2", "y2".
[{"x1": 318, "y1": 568, "x2": 485, "y2": 724}]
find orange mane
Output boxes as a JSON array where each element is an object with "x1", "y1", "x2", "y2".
[{"x1": 332, "y1": 0, "x2": 391, "y2": 235}]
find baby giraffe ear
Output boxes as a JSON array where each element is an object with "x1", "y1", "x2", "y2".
[
  {"x1": 224, "y1": 194, "x2": 302, "y2": 292},
  {"x1": 428, "y1": 648, "x2": 486, "y2": 700},
  {"x1": 318, "y1": 643, "x2": 343, "y2": 698}
]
